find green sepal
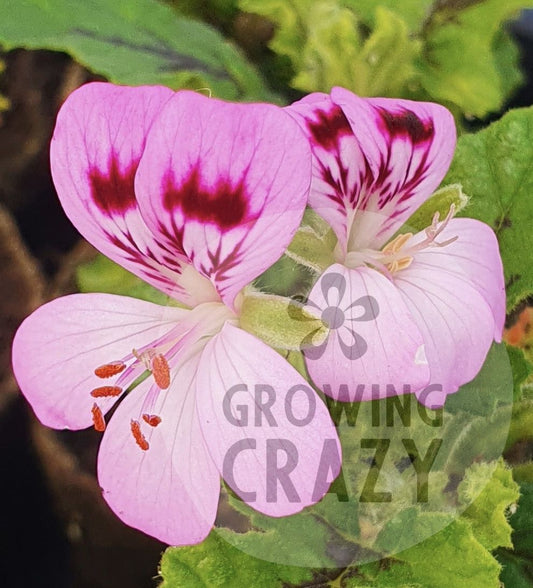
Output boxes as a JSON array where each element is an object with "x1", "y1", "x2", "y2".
[
  {"x1": 239, "y1": 292, "x2": 327, "y2": 351},
  {"x1": 285, "y1": 225, "x2": 336, "y2": 272},
  {"x1": 402, "y1": 183, "x2": 468, "y2": 233}
]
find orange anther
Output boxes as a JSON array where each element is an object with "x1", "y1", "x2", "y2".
[
  {"x1": 91, "y1": 403, "x2": 106, "y2": 432},
  {"x1": 142, "y1": 414, "x2": 162, "y2": 427},
  {"x1": 130, "y1": 420, "x2": 149, "y2": 451},
  {"x1": 151, "y1": 354, "x2": 170, "y2": 389},
  {"x1": 90, "y1": 386, "x2": 122, "y2": 398},
  {"x1": 94, "y1": 362, "x2": 126, "y2": 378}
]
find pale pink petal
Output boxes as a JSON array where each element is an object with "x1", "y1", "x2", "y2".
[
  {"x1": 98, "y1": 352, "x2": 220, "y2": 545},
  {"x1": 394, "y1": 248, "x2": 497, "y2": 407},
  {"x1": 304, "y1": 264, "x2": 429, "y2": 401},
  {"x1": 286, "y1": 88, "x2": 456, "y2": 254},
  {"x1": 12, "y1": 293, "x2": 188, "y2": 429},
  {"x1": 404, "y1": 218, "x2": 505, "y2": 341},
  {"x1": 50, "y1": 82, "x2": 217, "y2": 306},
  {"x1": 135, "y1": 91, "x2": 311, "y2": 308},
  {"x1": 195, "y1": 323, "x2": 340, "y2": 516}
]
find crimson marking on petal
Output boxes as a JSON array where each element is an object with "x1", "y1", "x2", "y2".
[
  {"x1": 131, "y1": 420, "x2": 149, "y2": 450},
  {"x1": 90, "y1": 386, "x2": 123, "y2": 398},
  {"x1": 307, "y1": 106, "x2": 352, "y2": 150},
  {"x1": 151, "y1": 353, "x2": 170, "y2": 390},
  {"x1": 378, "y1": 108, "x2": 434, "y2": 144},
  {"x1": 94, "y1": 362, "x2": 126, "y2": 378},
  {"x1": 163, "y1": 166, "x2": 249, "y2": 230},
  {"x1": 91, "y1": 403, "x2": 106, "y2": 432},
  {"x1": 142, "y1": 414, "x2": 162, "y2": 427},
  {"x1": 88, "y1": 154, "x2": 139, "y2": 216}
]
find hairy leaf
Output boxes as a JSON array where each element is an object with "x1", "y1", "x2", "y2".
[{"x1": 445, "y1": 107, "x2": 533, "y2": 311}]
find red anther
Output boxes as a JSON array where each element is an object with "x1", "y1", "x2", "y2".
[
  {"x1": 142, "y1": 414, "x2": 162, "y2": 427},
  {"x1": 91, "y1": 404, "x2": 106, "y2": 432},
  {"x1": 130, "y1": 420, "x2": 149, "y2": 451},
  {"x1": 90, "y1": 386, "x2": 122, "y2": 398},
  {"x1": 94, "y1": 361, "x2": 126, "y2": 378},
  {"x1": 151, "y1": 354, "x2": 170, "y2": 389}
]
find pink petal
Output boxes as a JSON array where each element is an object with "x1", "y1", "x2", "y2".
[
  {"x1": 50, "y1": 82, "x2": 217, "y2": 306},
  {"x1": 406, "y1": 218, "x2": 505, "y2": 341},
  {"x1": 12, "y1": 293, "x2": 188, "y2": 429},
  {"x1": 195, "y1": 323, "x2": 340, "y2": 516},
  {"x1": 286, "y1": 88, "x2": 456, "y2": 254},
  {"x1": 98, "y1": 352, "x2": 220, "y2": 545},
  {"x1": 135, "y1": 91, "x2": 311, "y2": 308},
  {"x1": 304, "y1": 264, "x2": 429, "y2": 401},
  {"x1": 394, "y1": 241, "x2": 497, "y2": 406}
]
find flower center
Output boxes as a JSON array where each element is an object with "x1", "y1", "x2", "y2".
[
  {"x1": 89, "y1": 301, "x2": 236, "y2": 448},
  {"x1": 343, "y1": 205, "x2": 458, "y2": 275}
]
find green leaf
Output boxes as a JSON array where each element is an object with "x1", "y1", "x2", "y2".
[
  {"x1": 496, "y1": 482, "x2": 533, "y2": 588},
  {"x1": 341, "y1": 0, "x2": 432, "y2": 31},
  {"x1": 287, "y1": 1, "x2": 364, "y2": 93},
  {"x1": 403, "y1": 183, "x2": 469, "y2": 233},
  {"x1": 347, "y1": 7, "x2": 420, "y2": 97},
  {"x1": 459, "y1": 460, "x2": 519, "y2": 550},
  {"x1": 418, "y1": 0, "x2": 530, "y2": 117},
  {"x1": 343, "y1": 515, "x2": 502, "y2": 587},
  {"x1": 239, "y1": 0, "x2": 419, "y2": 97},
  {"x1": 443, "y1": 343, "x2": 513, "y2": 417},
  {"x1": 505, "y1": 399, "x2": 533, "y2": 451},
  {"x1": 159, "y1": 532, "x2": 314, "y2": 587},
  {"x1": 507, "y1": 344, "x2": 533, "y2": 401},
  {"x1": 0, "y1": 0, "x2": 275, "y2": 101},
  {"x1": 76, "y1": 253, "x2": 172, "y2": 305},
  {"x1": 444, "y1": 107, "x2": 533, "y2": 311}
]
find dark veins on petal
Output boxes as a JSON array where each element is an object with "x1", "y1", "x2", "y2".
[
  {"x1": 307, "y1": 106, "x2": 352, "y2": 151},
  {"x1": 377, "y1": 108, "x2": 434, "y2": 144},
  {"x1": 88, "y1": 153, "x2": 139, "y2": 216},
  {"x1": 162, "y1": 166, "x2": 249, "y2": 231}
]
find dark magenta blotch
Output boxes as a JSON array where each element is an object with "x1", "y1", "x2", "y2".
[
  {"x1": 162, "y1": 166, "x2": 248, "y2": 230},
  {"x1": 378, "y1": 108, "x2": 434, "y2": 144},
  {"x1": 307, "y1": 106, "x2": 353, "y2": 150},
  {"x1": 88, "y1": 154, "x2": 139, "y2": 215}
]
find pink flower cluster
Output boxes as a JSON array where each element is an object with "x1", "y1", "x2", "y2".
[{"x1": 12, "y1": 83, "x2": 504, "y2": 545}]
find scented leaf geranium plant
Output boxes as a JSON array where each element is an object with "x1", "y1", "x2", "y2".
[
  {"x1": 286, "y1": 87, "x2": 505, "y2": 409},
  {"x1": 11, "y1": 83, "x2": 340, "y2": 546}
]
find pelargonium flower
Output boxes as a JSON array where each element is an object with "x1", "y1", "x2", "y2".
[
  {"x1": 286, "y1": 87, "x2": 505, "y2": 408},
  {"x1": 12, "y1": 83, "x2": 340, "y2": 545}
]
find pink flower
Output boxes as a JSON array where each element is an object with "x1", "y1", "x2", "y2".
[
  {"x1": 12, "y1": 83, "x2": 340, "y2": 545},
  {"x1": 286, "y1": 88, "x2": 505, "y2": 409}
]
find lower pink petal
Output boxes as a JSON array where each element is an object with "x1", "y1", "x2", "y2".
[
  {"x1": 305, "y1": 264, "x2": 430, "y2": 401},
  {"x1": 406, "y1": 218, "x2": 505, "y2": 340},
  {"x1": 394, "y1": 254, "x2": 496, "y2": 407},
  {"x1": 196, "y1": 323, "x2": 341, "y2": 517},
  {"x1": 12, "y1": 293, "x2": 188, "y2": 429},
  {"x1": 97, "y1": 351, "x2": 219, "y2": 545}
]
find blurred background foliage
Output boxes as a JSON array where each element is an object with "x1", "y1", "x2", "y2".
[{"x1": 1, "y1": 1, "x2": 533, "y2": 587}]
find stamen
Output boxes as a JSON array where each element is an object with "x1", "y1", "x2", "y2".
[
  {"x1": 91, "y1": 403, "x2": 106, "y2": 432},
  {"x1": 151, "y1": 354, "x2": 170, "y2": 389},
  {"x1": 90, "y1": 386, "x2": 122, "y2": 398},
  {"x1": 94, "y1": 361, "x2": 126, "y2": 378},
  {"x1": 382, "y1": 232, "x2": 414, "y2": 273},
  {"x1": 130, "y1": 420, "x2": 149, "y2": 451},
  {"x1": 379, "y1": 204, "x2": 458, "y2": 274},
  {"x1": 142, "y1": 414, "x2": 162, "y2": 427}
]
